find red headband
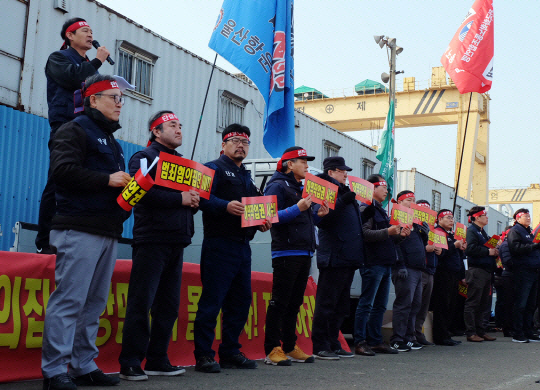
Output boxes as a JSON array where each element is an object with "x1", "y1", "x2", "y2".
[
  {"x1": 66, "y1": 21, "x2": 90, "y2": 34},
  {"x1": 472, "y1": 210, "x2": 487, "y2": 218},
  {"x1": 276, "y1": 149, "x2": 309, "y2": 171},
  {"x1": 373, "y1": 181, "x2": 387, "y2": 187},
  {"x1": 223, "y1": 132, "x2": 250, "y2": 142},
  {"x1": 515, "y1": 212, "x2": 528, "y2": 220},
  {"x1": 84, "y1": 80, "x2": 119, "y2": 97},
  {"x1": 438, "y1": 210, "x2": 453, "y2": 219},
  {"x1": 398, "y1": 192, "x2": 415, "y2": 202},
  {"x1": 416, "y1": 202, "x2": 430, "y2": 209},
  {"x1": 150, "y1": 113, "x2": 179, "y2": 130}
]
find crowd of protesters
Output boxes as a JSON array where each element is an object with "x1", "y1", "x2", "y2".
[{"x1": 37, "y1": 17, "x2": 540, "y2": 390}]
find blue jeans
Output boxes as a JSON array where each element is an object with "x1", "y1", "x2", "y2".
[
  {"x1": 354, "y1": 265, "x2": 392, "y2": 346},
  {"x1": 512, "y1": 268, "x2": 538, "y2": 338}
]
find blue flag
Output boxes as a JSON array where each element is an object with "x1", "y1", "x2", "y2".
[{"x1": 209, "y1": 0, "x2": 295, "y2": 158}]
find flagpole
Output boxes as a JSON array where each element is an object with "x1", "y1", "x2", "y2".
[
  {"x1": 191, "y1": 53, "x2": 218, "y2": 160},
  {"x1": 452, "y1": 92, "x2": 473, "y2": 214}
]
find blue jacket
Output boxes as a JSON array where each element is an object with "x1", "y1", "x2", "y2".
[
  {"x1": 507, "y1": 223, "x2": 540, "y2": 270},
  {"x1": 315, "y1": 173, "x2": 364, "y2": 269},
  {"x1": 128, "y1": 142, "x2": 196, "y2": 246}
]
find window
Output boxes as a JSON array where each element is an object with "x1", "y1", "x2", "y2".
[
  {"x1": 497, "y1": 221, "x2": 503, "y2": 234},
  {"x1": 117, "y1": 41, "x2": 157, "y2": 100},
  {"x1": 362, "y1": 159, "x2": 375, "y2": 179},
  {"x1": 432, "y1": 190, "x2": 441, "y2": 212},
  {"x1": 217, "y1": 90, "x2": 248, "y2": 132},
  {"x1": 465, "y1": 209, "x2": 470, "y2": 222},
  {"x1": 323, "y1": 140, "x2": 340, "y2": 160},
  {"x1": 455, "y1": 205, "x2": 462, "y2": 223}
]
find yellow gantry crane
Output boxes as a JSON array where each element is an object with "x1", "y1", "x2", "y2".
[
  {"x1": 294, "y1": 66, "x2": 490, "y2": 206},
  {"x1": 489, "y1": 185, "x2": 540, "y2": 227}
]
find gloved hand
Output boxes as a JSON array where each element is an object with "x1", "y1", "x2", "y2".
[
  {"x1": 533, "y1": 243, "x2": 540, "y2": 251},
  {"x1": 397, "y1": 268, "x2": 408, "y2": 279},
  {"x1": 341, "y1": 191, "x2": 357, "y2": 205},
  {"x1": 419, "y1": 221, "x2": 430, "y2": 236}
]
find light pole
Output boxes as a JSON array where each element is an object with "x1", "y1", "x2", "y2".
[{"x1": 373, "y1": 35, "x2": 403, "y2": 105}]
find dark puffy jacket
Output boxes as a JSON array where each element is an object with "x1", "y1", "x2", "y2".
[
  {"x1": 315, "y1": 173, "x2": 364, "y2": 269},
  {"x1": 465, "y1": 223, "x2": 496, "y2": 271},
  {"x1": 396, "y1": 225, "x2": 427, "y2": 270},
  {"x1": 45, "y1": 47, "x2": 101, "y2": 131},
  {"x1": 498, "y1": 239, "x2": 513, "y2": 275},
  {"x1": 425, "y1": 251, "x2": 437, "y2": 275},
  {"x1": 265, "y1": 171, "x2": 316, "y2": 252},
  {"x1": 50, "y1": 108, "x2": 128, "y2": 238},
  {"x1": 507, "y1": 223, "x2": 540, "y2": 270},
  {"x1": 128, "y1": 142, "x2": 196, "y2": 246},
  {"x1": 360, "y1": 201, "x2": 402, "y2": 266}
]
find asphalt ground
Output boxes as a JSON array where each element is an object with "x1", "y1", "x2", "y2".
[{"x1": 6, "y1": 333, "x2": 540, "y2": 390}]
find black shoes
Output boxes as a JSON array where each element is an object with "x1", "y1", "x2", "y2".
[
  {"x1": 370, "y1": 343, "x2": 398, "y2": 354},
  {"x1": 195, "y1": 355, "x2": 221, "y2": 373},
  {"x1": 407, "y1": 341, "x2": 424, "y2": 350},
  {"x1": 119, "y1": 366, "x2": 148, "y2": 381},
  {"x1": 219, "y1": 352, "x2": 258, "y2": 369},
  {"x1": 391, "y1": 341, "x2": 411, "y2": 352},
  {"x1": 73, "y1": 369, "x2": 120, "y2": 386},
  {"x1": 416, "y1": 336, "x2": 435, "y2": 346},
  {"x1": 334, "y1": 349, "x2": 355, "y2": 358},
  {"x1": 314, "y1": 351, "x2": 340, "y2": 360},
  {"x1": 43, "y1": 373, "x2": 76, "y2": 390},
  {"x1": 435, "y1": 339, "x2": 460, "y2": 346},
  {"x1": 144, "y1": 361, "x2": 186, "y2": 376}
]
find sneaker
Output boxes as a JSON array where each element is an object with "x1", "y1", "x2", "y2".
[
  {"x1": 195, "y1": 356, "x2": 221, "y2": 373},
  {"x1": 286, "y1": 345, "x2": 315, "y2": 363},
  {"x1": 391, "y1": 341, "x2": 411, "y2": 352},
  {"x1": 36, "y1": 246, "x2": 56, "y2": 255},
  {"x1": 527, "y1": 335, "x2": 540, "y2": 342},
  {"x1": 407, "y1": 341, "x2": 423, "y2": 350},
  {"x1": 264, "y1": 346, "x2": 292, "y2": 366},
  {"x1": 334, "y1": 348, "x2": 355, "y2": 358},
  {"x1": 43, "y1": 373, "x2": 76, "y2": 390},
  {"x1": 219, "y1": 352, "x2": 258, "y2": 369},
  {"x1": 73, "y1": 369, "x2": 119, "y2": 386},
  {"x1": 314, "y1": 351, "x2": 340, "y2": 360},
  {"x1": 512, "y1": 336, "x2": 529, "y2": 343},
  {"x1": 119, "y1": 366, "x2": 148, "y2": 381},
  {"x1": 370, "y1": 343, "x2": 398, "y2": 354},
  {"x1": 144, "y1": 361, "x2": 185, "y2": 376}
]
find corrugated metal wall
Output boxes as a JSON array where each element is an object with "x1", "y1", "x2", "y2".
[{"x1": 0, "y1": 105, "x2": 142, "y2": 251}]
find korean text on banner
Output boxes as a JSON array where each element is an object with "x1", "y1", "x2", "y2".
[
  {"x1": 209, "y1": 0, "x2": 295, "y2": 158},
  {"x1": 440, "y1": 0, "x2": 493, "y2": 94},
  {"x1": 429, "y1": 228, "x2": 449, "y2": 249},
  {"x1": 389, "y1": 203, "x2": 413, "y2": 227},
  {"x1": 302, "y1": 173, "x2": 338, "y2": 210},
  {"x1": 455, "y1": 222, "x2": 467, "y2": 241},
  {"x1": 155, "y1": 153, "x2": 215, "y2": 200},
  {"x1": 532, "y1": 223, "x2": 540, "y2": 244},
  {"x1": 411, "y1": 204, "x2": 437, "y2": 228},
  {"x1": 117, "y1": 169, "x2": 154, "y2": 211},
  {"x1": 483, "y1": 234, "x2": 500, "y2": 249},
  {"x1": 348, "y1": 175, "x2": 374, "y2": 205},
  {"x1": 242, "y1": 195, "x2": 279, "y2": 227}
]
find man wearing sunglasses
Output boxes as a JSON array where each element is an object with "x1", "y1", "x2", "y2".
[{"x1": 42, "y1": 74, "x2": 131, "y2": 390}]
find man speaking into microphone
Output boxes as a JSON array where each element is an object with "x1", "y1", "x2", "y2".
[{"x1": 36, "y1": 17, "x2": 112, "y2": 255}]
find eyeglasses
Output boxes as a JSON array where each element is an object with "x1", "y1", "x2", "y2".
[
  {"x1": 95, "y1": 94, "x2": 125, "y2": 105},
  {"x1": 334, "y1": 168, "x2": 347, "y2": 175},
  {"x1": 225, "y1": 138, "x2": 251, "y2": 146}
]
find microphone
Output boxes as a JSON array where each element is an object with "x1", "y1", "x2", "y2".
[{"x1": 92, "y1": 40, "x2": 115, "y2": 65}]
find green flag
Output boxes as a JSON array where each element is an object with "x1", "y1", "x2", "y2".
[{"x1": 376, "y1": 100, "x2": 395, "y2": 207}]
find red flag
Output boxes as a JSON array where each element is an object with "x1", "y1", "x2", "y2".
[{"x1": 441, "y1": 0, "x2": 493, "y2": 94}]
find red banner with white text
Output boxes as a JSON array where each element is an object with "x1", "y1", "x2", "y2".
[{"x1": 0, "y1": 252, "x2": 348, "y2": 383}]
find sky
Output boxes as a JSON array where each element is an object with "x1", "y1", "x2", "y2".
[{"x1": 98, "y1": 0, "x2": 539, "y2": 194}]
